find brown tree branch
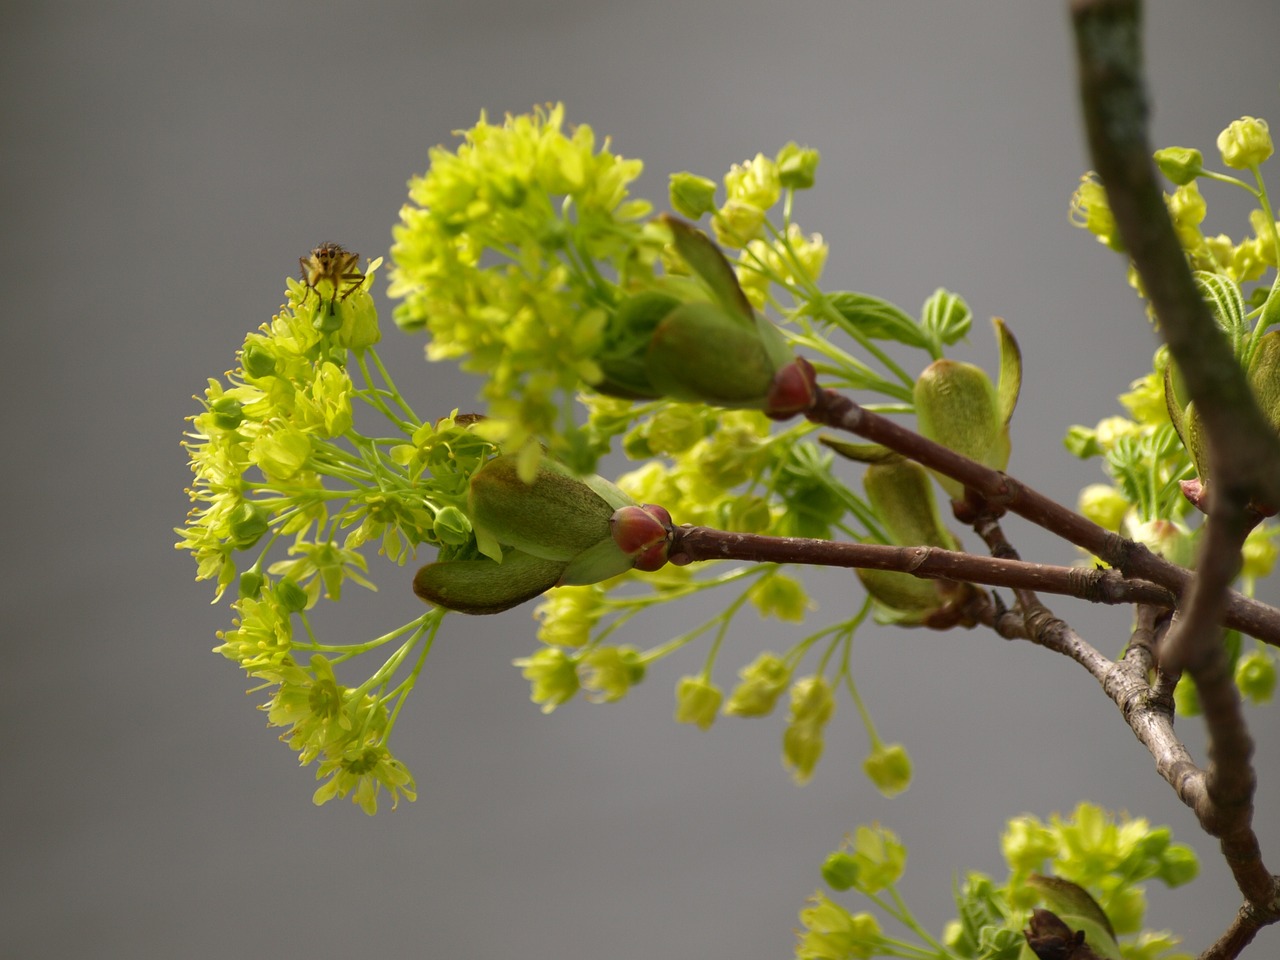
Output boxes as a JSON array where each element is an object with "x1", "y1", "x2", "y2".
[
  {"x1": 1070, "y1": 0, "x2": 1280, "y2": 952},
  {"x1": 805, "y1": 388, "x2": 1280, "y2": 647},
  {"x1": 1070, "y1": 0, "x2": 1280, "y2": 514},
  {"x1": 666, "y1": 526, "x2": 1174, "y2": 610}
]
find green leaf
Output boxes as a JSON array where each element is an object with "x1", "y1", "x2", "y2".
[
  {"x1": 921, "y1": 287, "x2": 972, "y2": 348},
  {"x1": 1163, "y1": 364, "x2": 1187, "y2": 449},
  {"x1": 817, "y1": 437, "x2": 896, "y2": 463},
  {"x1": 994, "y1": 317, "x2": 1022, "y2": 429},
  {"x1": 817, "y1": 291, "x2": 930, "y2": 350},
  {"x1": 1194, "y1": 272, "x2": 1247, "y2": 357},
  {"x1": 660, "y1": 214, "x2": 755, "y2": 323}
]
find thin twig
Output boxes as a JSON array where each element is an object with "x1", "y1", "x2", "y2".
[
  {"x1": 805, "y1": 388, "x2": 1280, "y2": 647},
  {"x1": 667, "y1": 526, "x2": 1173, "y2": 610}
]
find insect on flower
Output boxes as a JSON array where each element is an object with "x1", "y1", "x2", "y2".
[{"x1": 299, "y1": 242, "x2": 365, "y2": 314}]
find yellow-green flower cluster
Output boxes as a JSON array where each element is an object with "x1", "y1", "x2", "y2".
[
  {"x1": 794, "y1": 893, "x2": 882, "y2": 960},
  {"x1": 1001, "y1": 803, "x2": 1199, "y2": 933},
  {"x1": 212, "y1": 582, "x2": 426, "y2": 814},
  {"x1": 388, "y1": 103, "x2": 659, "y2": 467},
  {"x1": 797, "y1": 807, "x2": 1200, "y2": 960},
  {"x1": 612, "y1": 406, "x2": 850, "y2": 541},
  {"x1": 179, "y1": 261, "x2": 517, "y2": 811},
  {"x1": 669, "y1": 144, "x2": 827, "y2": 311},
  {"x1": 178, "y1": 265, "x2": 383, "y2": 600},
  {"x1": 1064, "y1": 349, "x2": 1194, "y2": 527},
  {"x1": 512, "y1": 639, "x2": 647, "y2": 713},
  {"x1": 1073, "y1": 116, "x2": 1280, "y2": 294}
]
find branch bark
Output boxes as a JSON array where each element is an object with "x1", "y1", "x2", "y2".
[
  {"x1": 803, "y1": 387, "x2": 1280, "y2": 647},
  {"x1": 667, "y1": 526, "x2": 1172, "y2": 610},
  {"x1": 1069, "y1": 0, "x2": 1280, "y2": 953}
]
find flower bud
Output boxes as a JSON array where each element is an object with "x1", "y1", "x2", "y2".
[
  {"x1": 1235, "y1": 649, "x2": 1277, "y2": 703},
  {"x1": 668, "y1": 172, "x2": 718, "y2": 219},
  {"x1": 712, "y1": 200, "x2": 766, "y2": 247},
  {"x1": 274, "y1": 576, "x2": 309, "y2": 613},
  {"x1": 513, "y1": 646, "x2": 580, "y2": 713},
  {"x1": 723, "y1": 652, "x2": 791, "y2": 717},
  {"x1": 776, "y1": 142, "x2": 820, "y2": 190},
  {"x1": 238, "y1": 568, "x2": 264, "y2": 600},
  {"x1": 334, "y1": 286, "x2": 381, "y2": 351},
  {"x1": 1070, "y1": 173, "x2": 1124, "y2": 251},
  {"x1": 1078, "y1": 483, "x2": 1130, "y2": 532},
  {"x1": 643, "y1": 404, "x2": 708, "y2": 455},
  {"x1": 210, "y1": 396, "x2": 245, "y2": 430},
  {"x1": 1154, "y1": 146, "x2": 1204, "y2": 185},
  {"x1": 229, "y1": 500, "x2": 270, "y2": 549},
  {"x1": 1217, "y1": 116, "x2": 1273, "y2": 170},
  {"x1": 534, "y1": 585, "x2": 601, "y2": 648},
  {"x1": 796, "y1": 893, "x2": 882, "y2": 960},
  {"x1": 241, "y1": 342, "x2": 277, "y2": 378},
  {"x1": 1001, "y1": 817, "x2": 1058, "y2": 873},
  {"x1": 251, "y1": 425, "x2": 311, "y2": 481},
  {"x1": 846, "y1": 824, "x2": 906, "y2": 894},
  {"x1": 820, "y1": 852, "x2": 859, "y2": 891},
  {"x1": 674, "y1": 675, "x2": 723, "y2": 729},
  {"x1": 726, "y1": 494, "x2": 773, "y2": 535},
  {"x1": 914, "y1": 359, "x2": 1004, "y2": 500},
  {"x1": 1125, "y1": 517, "x2": 1195, "y2": 568},
  {"x1": 724, "y1": 153, "x2": 780, "y2": 209},
  {"x1": 1242, "y1": 527, "x2": 1277, "y2": 580},
  {"x1": 431, "y1": 505, "x2": 473, "y2": 546},
  {"x1": 581, "y1": 645, "x2": 645, "y2": 702},
  {"x1": 862, "y1": 743, "x2": 912, "y2": 797},
  {"x1": 645, "y1": 301, "x2": 782, "y2": 405},
  {"x1": 748, "y1": 573, "x2": 808, "y2": 621},
  {"x1": 1158, "y1": 843, "x2": 1200, "y2": 887}
]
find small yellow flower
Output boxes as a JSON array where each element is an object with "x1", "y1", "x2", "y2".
[
  {"x1": 674, "y1": 675, "x2": 723, "y2": 730},
  {"x1": 1217, "y1": 116, "x2": 1273, "y2": 170}
]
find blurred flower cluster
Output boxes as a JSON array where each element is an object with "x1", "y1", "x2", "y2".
[
  {"x1": 797, "y1": 804, "x2": 1199, "y2": 960},
  {"x1": 1068, "y1": 115, "x2": 1280, "y2": 708}
]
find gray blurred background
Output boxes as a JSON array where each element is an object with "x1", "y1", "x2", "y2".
[{"x1": 4, "y1": 1, "x2": 1279, "y2": 957}]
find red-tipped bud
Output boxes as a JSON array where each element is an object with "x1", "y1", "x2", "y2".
[
  {"x1": 611, "y1": 503, "x2": 674, "y2": 571},
  {"x1": 764, "y1": 357, "x2": 819, "y2": 419},
  {"x1": 610, "y1": 504, "x2": 669, "y2": 552}
]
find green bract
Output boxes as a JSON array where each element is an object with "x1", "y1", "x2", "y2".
[
  {"x1": 913, "y1": 317, "x2": 1021, "y2": 501},
  {"x1": 413, "y1": 454, "x2": 672, "y2": 614}
]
